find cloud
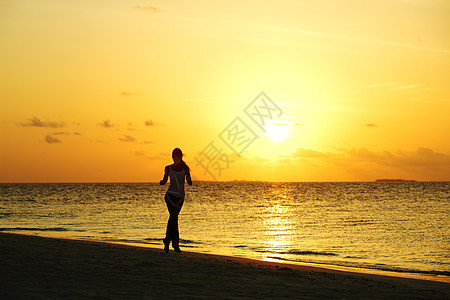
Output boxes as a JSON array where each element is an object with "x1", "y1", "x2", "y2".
[
  {"x1": 146, "y1": 152, "x2": 170, "y2": 160},
  {"x1": 121, "y1": 91, "x2": 141, "y2": 96},
  {"x1": 144, "y1": 120, "x2": 155, "y2": 126},
  {"x1": 351, "y1": 147, "x2": 450, "y2": 169},
  {"x1": 347, "y1": 148, "x2": 389, "y2": 162},
  {"x1": 365, "y1": 123, "x2": 377, "y2": 127},
  {"x1": 366, "y1": 82, "x2": 436, "y2": 93},
  {"x1": 144, "y1": 119, "x2": 164, "y2": 127},
  {"x1": 134, "y1": 150, "x2": 146, "y2": 156},
  {"x1": 19, "y1": 117, "x2": 66, "y2": 128},
  {"x1": 291, "y1": 147, "x2": 334, "y2": 158},
  {"x1": 281, "y1": 147, "x2": 450, "y2": 180},
  {"x1": 366, "y1": 82, "x2": 400, "y2": 89},
  {"x1": 289, "y1": 147, "x2": 450, "y2": 169},
  {"x1": 127, "y1": 122, "x2": 137, "y2": 131},
  {"x1": 98, "y1": 119, "x2": 117, "y2": 128},
  {"x1": 45, "y1": 135, "x2": 61, "y2": 144},
  {"x1": 119, "y1": 135, "x2": 136, "y2": 142},
  {"x1": 266, "y1": 25, "x2": 450, "y2": 54},
  {"x1": 132, "y1": 151, "x2": 168, "y2": 160},
  {"x1": 392, "y1": 84, "x2": 423, "y2": 91},
  {"x1": 133, "y1": 5, "x2": 159, "y2": 12},
  {"x1": 366, "y1": 82, "x2": 441, "y2": 104},
  {"x1": 52, "y1": 131, "x2": 82, "y2": 135}
]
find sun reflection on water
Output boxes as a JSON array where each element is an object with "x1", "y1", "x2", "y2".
[{"x1": 258, "y1": 185, "x2": 295, "y2": 261}]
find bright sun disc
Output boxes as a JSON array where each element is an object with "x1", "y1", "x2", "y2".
[{"x1": 263, "y1": 121, "x2": 291, "y2": 142}]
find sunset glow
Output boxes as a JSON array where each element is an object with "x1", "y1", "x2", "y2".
[
  {"x1": 262, "y1": 120, "x2": 293, "y2": 143},
  {"x1": 0, "y1": 0, "x2": 449, "y2": 182}
]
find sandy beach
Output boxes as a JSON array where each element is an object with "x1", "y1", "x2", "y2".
[{"x1": 0, "y1": 233, "x2": 448, "y2": 299}]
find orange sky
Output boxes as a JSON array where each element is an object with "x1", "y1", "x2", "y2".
[{"x1": 1, "y1": 0, "x2": 449, "y2": 182}]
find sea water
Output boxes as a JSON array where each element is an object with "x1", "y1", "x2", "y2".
[{"x1": 0, "y1": 182, "x2": 448, "y2": 281}]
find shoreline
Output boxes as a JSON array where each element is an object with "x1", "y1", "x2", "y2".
[
  {"x1": 95, "y1": 239, "x2": 450, "y2": 284},
  {"x1": 1, "y1": 232, "x2": 448, "y2": 299},
  {"x1": 2, "y1": 230, "x2": 447, "y2": 283}
]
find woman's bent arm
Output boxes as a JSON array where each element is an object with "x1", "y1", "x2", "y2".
[
  {"x1": 160, "y1": 166, "x2": 169, "y2": 185},
  {"x1": 186, "y1": 170, "x2": 192, "y2": 186}
]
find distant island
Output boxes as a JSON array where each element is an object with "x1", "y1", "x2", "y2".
[{"x1": 375, "y1": 179, "x2": 417, "y2": 182}]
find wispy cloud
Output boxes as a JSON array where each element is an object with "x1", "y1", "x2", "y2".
[
  {"x1": 132, "y1": 151, "x2": 166, "y2": 160},
  {"x1": 119, "y1": 135, "x2": 136, "y2": 142},
  {"x1": 145, "y1": 120, "x2": 155, "y2": 126},
  {"x1": 133, "y1": 5, "x2": 159, "y2": 12},
  {"x1": 127, "y1": 122, "x2": 137, "y2": 131},
  {"x1": 265, "y1": 26, "x2": 450, "y2": 54},
  {"x1": 134, "y1": 150, "x2": 146, "y2": 156},
  {"x1": 281, "y1": 147, "x2": 450, "y2": 180},
  {"x1": 19, "y1": 117, "x2": 66, "y2": 128},
  {"x1": 366, "y1": 82, "x2": 435, "y2": 92},
  {"x1": 146, "y1": 152, "x2": 169, "y2": 160},
  {"x1": 291, "y1": 147, "x2": 333, "y2": 158},
  {"x1": 366, "y1": 82, "x2": 441, "y2": 104},
  {"x1": 392, "y1": 84, "x2": 424, "y2": 91},
  {"x1": 121, "y1": 91, "x2": 141, "y2": 96},
  {"x1": 365, "y1": 123, "x2": 378, "y2": 127},
  {"x1": 98, "y1": 119, "x2": 117, "y2": 128},
  {"x1": 289, "y1": 147, "x2": 450, "y2": 167},
  {"x1": 347, "y1": 147, "x2": 450, "y2": 169},
  {"x1": 366, "y1": 82, "x2": 400, "y2": 89},
  {"x1": 45, "y1": 135, "x2": 61, "y2": 144},
  {"x1": 51, "y1": 131, "x2": 83, "y2": 136},
  {"x1": 144, "y1": 119, "x2": 163, "y2": 127}
]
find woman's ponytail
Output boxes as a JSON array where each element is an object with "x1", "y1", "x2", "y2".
[{"x1": 181, "y1": 159, "x2": 190, "y2": 172}]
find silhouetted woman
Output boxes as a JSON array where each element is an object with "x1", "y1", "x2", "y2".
[{"x1": 160, "y1": 147, "x2": 192, "y2": 253}]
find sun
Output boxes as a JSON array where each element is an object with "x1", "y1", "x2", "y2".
[{"x1": 263, "y1": 121, "x2": 291, "y2": 142}]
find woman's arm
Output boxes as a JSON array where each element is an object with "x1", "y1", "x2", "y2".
[
  {"x1": 160, "y1": 165, "x2": 169, "y2": 185},
  {"x1": 186, "y1": 169, "x2": 192, "y2": 186}
]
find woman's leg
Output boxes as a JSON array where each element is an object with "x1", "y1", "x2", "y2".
[{"x1": 164, "y1": 193, "x2": 184, "y2": 249}]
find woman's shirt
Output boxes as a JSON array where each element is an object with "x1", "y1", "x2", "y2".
[{"x1": 167, "y1": 165, "x2": 186, "y2": 197}]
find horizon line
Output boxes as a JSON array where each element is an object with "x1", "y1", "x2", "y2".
[{"x1": 1, "y1": 180, "x2": 449, "y2": 184}]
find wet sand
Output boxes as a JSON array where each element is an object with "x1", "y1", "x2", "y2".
[{"x1": 0, "y1": 233, "x2": 448, "y2": 299}]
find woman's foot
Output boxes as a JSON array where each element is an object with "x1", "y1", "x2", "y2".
[
  {"x1": 173, "y1": 246, "x2": 182, "y2": 253},
  {"x1": 163, "y1": 239, "x2": 170, "y2": 253}
]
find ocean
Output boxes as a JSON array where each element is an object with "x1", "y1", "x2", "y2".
[{"x1": 1, "y1": 182, "x2": 448, "y2": 281}]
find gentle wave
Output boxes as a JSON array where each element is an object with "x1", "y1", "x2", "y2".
[
  {"x1": 342, "y1": 219, "x2": 376, "y2": 226},
  {"x1": 0, "y1": 227, "x2": 70, "y2": 232},
  {"x1": 143, "y1": 237, "x2": 200, "y2": 244},
  {"x1": 0, "y1": 213, "x2": 13, "y2": 219},
  {"x1": 269, "y1": 255, "x2": 450, "y2": 277},
  {"x1": 287, "y1": 250, "x2": 338, "y2": 256},
  {"x1": 255, "y1": 249, "x2": 338, "y2": 256}
]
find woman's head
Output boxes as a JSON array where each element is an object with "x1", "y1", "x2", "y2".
[
  {"x1": 172, "y1": 148, "x2": 183, "y2": 163},
  {"x1": 172, "y1": 148, "x2": 190, "y2": 171}
]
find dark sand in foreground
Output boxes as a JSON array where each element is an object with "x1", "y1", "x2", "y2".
[{"x1": 1, "y1": 233, "x2": 448, "y2": 299}]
